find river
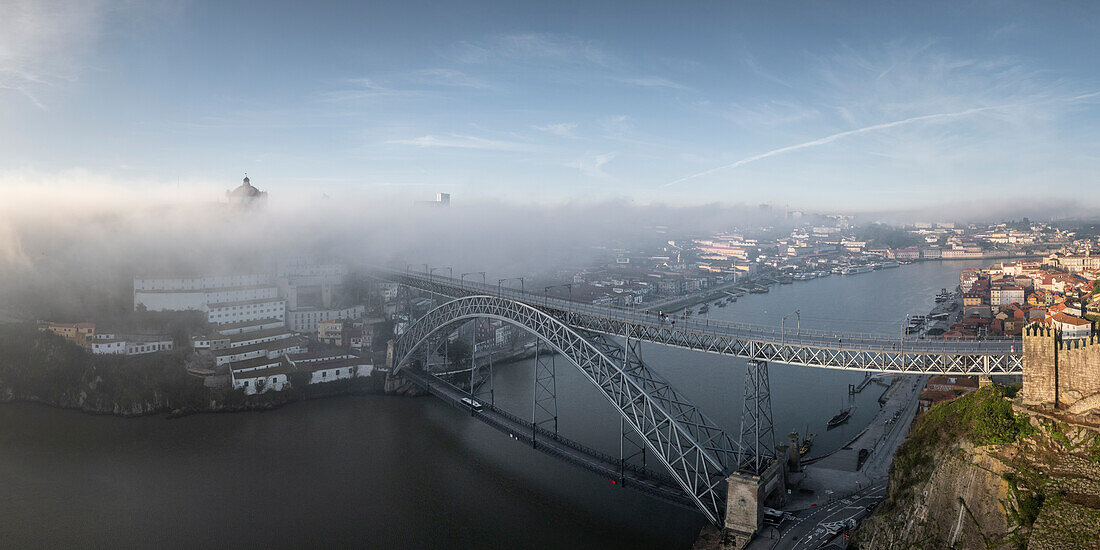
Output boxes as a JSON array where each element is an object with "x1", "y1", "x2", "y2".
[{"x1": 0, "y1": 260, "x2": 983, "y2": 549}]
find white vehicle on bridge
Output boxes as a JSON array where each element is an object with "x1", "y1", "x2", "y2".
[{"x1": 460, "y1": 397, "x2": 484, "y2": 411}]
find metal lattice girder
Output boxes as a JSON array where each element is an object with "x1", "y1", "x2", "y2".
[
  {"x1": 372, "y1": 268, "x2": 1023, "y2": 375},
  {"x1": 393, "y1": 295, "x2": 743, "y2": 527},
  {"x1": 738, "y1": 360, "x2": 776, "y2": 476},
  {"x1": 532, "y1": 342, "x2": 558, "y2": 433}
]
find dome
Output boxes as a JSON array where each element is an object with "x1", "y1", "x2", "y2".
[{"x1": 226, "y1": 174, "x2": 268, "y2": 206}]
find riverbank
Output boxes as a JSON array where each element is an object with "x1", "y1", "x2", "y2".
[{"x1": 0, "y1": 323, "x2": 387, "y2": 418}]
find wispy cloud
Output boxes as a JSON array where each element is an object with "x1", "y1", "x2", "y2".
[
  {"x1": 318, "y1": 78, "x2": 428, "y2": 102},
  {"x1": 0, "y1": 0, "x2": 110, "y2": 110},
  {"x1": 566, "y1": 152, "x2": 617, "y2": 179},
  {"x1": 532, "y1": 122, "x2": 578, "y2": 138},
  {"x1": 408, "y1": 69, "x2": 493, "y2": 90},
  {"x1": 453, "y1": 33, "x2": 615, "y2": 67},
  {"x1": 599, "y1": 115, "x2": 632, "y2": 136},
  {"x1": 387, "y1": 134, "x2": 536, "y2": 152},
  {"x1": 614, "y1": 76, "x2": 688, "y2": 90},
  {"x1": 721, "y1": 99, "x2": 820, "y2": 127},
  {"x1": 745, "y1": 55, "x2": 792, "y2": 88},
  {"x1": 665, "y1": 89, "x2": 1100, "y2": 187}
]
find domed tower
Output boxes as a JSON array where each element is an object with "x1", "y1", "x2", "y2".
[{"x1": 226, "y1": 174, "x2": 268, "y2": 208}]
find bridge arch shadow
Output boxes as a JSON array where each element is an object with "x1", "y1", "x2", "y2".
[{"x1": 393, "y1": 295, "x2": 746, "y2": 526}]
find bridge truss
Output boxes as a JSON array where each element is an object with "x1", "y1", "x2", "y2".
[
  {"x1": 376, "y1": 269, "x2": 1023, "y2": 375},
  {"x1": 392, "y1": 295, "x2": 743, "y2": 526}
]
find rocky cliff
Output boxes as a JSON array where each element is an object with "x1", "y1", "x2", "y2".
[{"x1": 854, "y1": 386, "x2": 1100, "y2": 549}]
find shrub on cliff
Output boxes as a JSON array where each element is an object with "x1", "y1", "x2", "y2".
[
  {"x1": 885, "y1": 385, "x2": 1032, "y2": 513},
  {"x1": 0, "y1": 323, "x2": 207, "y2": 412}
]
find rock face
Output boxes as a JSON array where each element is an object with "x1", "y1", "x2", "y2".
[{"x1": 854, "y1": 387, "x2": 1100, "y2": 549}]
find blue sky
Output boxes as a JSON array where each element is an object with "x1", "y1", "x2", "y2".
[{"x1": 2, "y1": 1, "x2": 1099, "y2": 210}]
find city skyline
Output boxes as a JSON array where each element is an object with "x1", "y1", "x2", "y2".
[{"x1": 2, "y1": 1, "x2": 1099, "y2": 210}]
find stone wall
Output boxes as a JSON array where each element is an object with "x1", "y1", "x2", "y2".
[{"x1": 1022, "y1": 323, "x2": 1100, "y2": 415}]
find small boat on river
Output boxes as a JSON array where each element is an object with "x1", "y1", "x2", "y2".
[{"x1": 827, "y1": 407, "x2": 852, "y2": 429}]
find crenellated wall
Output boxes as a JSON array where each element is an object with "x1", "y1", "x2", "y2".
[{"x1": 1022, "y1": 323, "x2": 1100, "y2": 413}]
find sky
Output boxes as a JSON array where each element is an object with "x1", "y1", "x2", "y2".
[{"x1": 2, "y1": 0, "x2": 1100, "y2": 211}]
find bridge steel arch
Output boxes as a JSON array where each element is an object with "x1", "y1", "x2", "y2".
[
  {"x1": 393, "y1": 295, "x2": 743, "y2": 526},
  {"x1": 374, "y1": 269, "x2": 1023, "y2": 375}
]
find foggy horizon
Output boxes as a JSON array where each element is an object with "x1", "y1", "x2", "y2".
[{"x1": 3, "y1": 3, "x2": 1099, "y2": 550}]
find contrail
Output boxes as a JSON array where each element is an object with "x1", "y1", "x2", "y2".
[{"x1": 662, "y1": 104, "x2": 1013, "y2": 188}]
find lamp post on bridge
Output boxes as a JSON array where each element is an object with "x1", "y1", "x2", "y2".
[
  {"x1": 497, "y1": 277, "x2": 524, "y2": 297},
  {"x1": 461, "y1": 271, "x2": 486, "y2": 286},
  {"x1": 430, "y1": 266, "x2": 451, "y2": 283},
  {"x1": 543, "y1": 283, "x2": 573, "y2": 306}
]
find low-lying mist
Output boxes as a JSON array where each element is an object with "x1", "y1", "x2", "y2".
[{"x1": 0, "y1": 182, "x2": 787, "y2": 320}]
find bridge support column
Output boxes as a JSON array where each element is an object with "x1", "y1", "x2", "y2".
[
  {"x1": 738, "y1": 360, "x2": 776, "y2": 475},
  {"x1": 720, "y1": 458, "x2": 784, "y2": 548},
  {"x1": 531, "y1": 341, "x2": 558, "y2": 446}
]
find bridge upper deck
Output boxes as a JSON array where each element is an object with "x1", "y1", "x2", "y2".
[{"x1": 375, "y1": 269, "x2": 1023, "y2": 375}]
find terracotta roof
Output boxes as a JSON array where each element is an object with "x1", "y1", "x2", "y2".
[{"x1": 1052, "y1": 313, "x2": 1091, "y2": 327}]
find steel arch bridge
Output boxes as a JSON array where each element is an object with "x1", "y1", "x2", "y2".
[
  {"x1": 376, "y1": 268, "x2": 1023, "y2": 375},
  {"x1": 392, "y1": 294, "x2": 743, "y2": 526}
]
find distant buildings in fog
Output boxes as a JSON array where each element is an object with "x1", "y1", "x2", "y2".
[
  {"x1": 415, "y1": 192, "x2": 450, "y2": 207},
  {"x1": 226, "y1": 175, "x2": 267, "y2": 208}
]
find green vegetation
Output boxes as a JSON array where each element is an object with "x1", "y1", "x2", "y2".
[
  {"x1": 0, "y1": 323, "x2": 208, "y2": 413},
  {"x1": 885, "y1": 385, "x2": 1032, "y2": 514}
]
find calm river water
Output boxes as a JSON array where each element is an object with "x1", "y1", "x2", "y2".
[{"x1": 0, "y1": 260, "x2": 982, "y2": 549}]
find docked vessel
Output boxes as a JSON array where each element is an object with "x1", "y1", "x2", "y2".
[
  {"x1": 842, "y1": 265, "x2": 874, "y2": 275},
  {"x1": 827, "y1": 407, "x2": 852, "y2": 429},
  {"x1": 799, "y1": 432, "x2": 815, "y2": 456}
]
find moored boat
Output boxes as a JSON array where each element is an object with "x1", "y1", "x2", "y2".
[{"x1": 827, "y1": 407, "x2": 852, "y2": 429}]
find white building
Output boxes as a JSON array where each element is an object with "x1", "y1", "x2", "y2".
[
  {"x1": 229, "y1": 357, "x2": 293, "y2": 394},
  {"x1": 990, "y1": 286, "x2": 1026, "y2": 306},
  {"x1": 134, "y1": 274, "x2": 276, "y2": 312},
  {"x1": 204, "y1": 298, "x2": 286, "y2": 325},
  {"x1": 287, "y1": 305, "x2": 365, "y2": 333},
  {"x1": 215, "y1": 318, "x2": 286, "y2": 336},
  {"x1": 90, "y1": 334, "x2": 174, "y2": 355},
  {"x1": 286, "y1": 353, "x2": 373, "y2": 385},
  {"x1": 214, "y1": 336, "x2": 304, "y2": 366},
  {"x1": 1051, "y1": 314, "x2": 1092, "y2": 340}
]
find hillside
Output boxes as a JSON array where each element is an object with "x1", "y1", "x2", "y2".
[
  {"x1": 854, "y1": 386, "x2": 1100, "y2": 549},
  {"x1": 0, "y1": 323, "x2": 383, "y2": 416}
]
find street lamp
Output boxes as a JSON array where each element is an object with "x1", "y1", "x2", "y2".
[
  {"x1": 461, "y1": 271, "x2": 486, "y2": 286},
  {"x1": 497, "y1": 277, "x2": 524, "y2": 296},
  {"x1": 430, "y1": 266, "x2": 450, "y2": 281},
  {"x1": 543, "y1": 283, "x2": 573, "y2": 305}
]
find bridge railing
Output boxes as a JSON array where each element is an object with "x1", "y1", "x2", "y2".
[{"x1": 382, "y1": 268, "x2": 1021, "y2": 356}]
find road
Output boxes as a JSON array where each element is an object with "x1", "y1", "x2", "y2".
[
  {"x1": 750, "y1": 374, "x2": 928, "y2": 549},
  {"x1": 771, "y1": 485, "x2": 888, "y2": 549}
]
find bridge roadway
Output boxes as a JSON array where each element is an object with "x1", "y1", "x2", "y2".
[
  {"x1": 373, "y1": 269, "x2": 1023, "y2": 375},
  {"x1": 398, "y1": 366, "x2": 697, "y2": 510}
]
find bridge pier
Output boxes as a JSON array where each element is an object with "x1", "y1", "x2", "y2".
[{"x1": 693, "y1": 459, "x2": 786, "y2": 550}]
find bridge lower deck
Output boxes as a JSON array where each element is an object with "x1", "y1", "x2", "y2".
[{"x1": 398, "y1": 367, "x2": 696, "y2": 510}]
